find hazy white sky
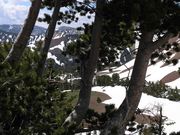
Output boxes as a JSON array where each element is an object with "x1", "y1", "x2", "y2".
[{"x1": 0, "y1": 0, "x2": 94, "y2": 28}]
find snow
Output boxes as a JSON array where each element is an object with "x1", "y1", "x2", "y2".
[
  {"x1": 90, "y1": 46, "x2": 180, "y2": 134},
  {"x1": 53, "y1": 35, "x2": 61, "y2": 39},
  {"x1": 166, "y1": 78, "x2": 180, "y2": 89},
  {"x1": 28, "y1": 44, "x2": 36, "y2": 50},
  {"x1": 49, "y1": 41, "x2": 65, "y2": 51},
  {"x1": 92, "y1": 51, "x2": 180, "y2": 134},
  {"x1": 47, "y1": 52, "x2": 60, "y2": 65},
  {"x1": 92, "y1": 86, "x2": 126, "y2": 108},
  {"x1": 97, "y1": 58, "x2": 180, "y2": 89},
  {"x1": 53, "y1": 32, "x2": 64, "y2": 39},
  {"x1": 92, "y1": 86, "x2": 180, "y2": 134},
  {"x1": 75, "y1": 130, "x2": 100, "y2": 135},
  {"x1": 146, "y1": 62, "x2": 180, "y2": 85},
  {"x1": 139, "y1": 93, "x2": 180, "y2": 134},
  {"x1": 67, "y1": 39, "x2": 72, "y2": 44},
  {"x1": 92, "y1": 50, "x2": 180, "y2": 133},
  {"x1": 135, "y1": 40, "x2": 139, "y2": 49},
  {"x1": 8, "y1": 35, "x2": 12, "y2": 38},
  {"x1": 8, "y1": 25, "x2": 13, "y2": 30},
  {"x1": 36, "y1": 35, "x2": 44, "y2": 42},
  {"x1": 97, "y1": 59, "x2": 135, "y2": 77}
]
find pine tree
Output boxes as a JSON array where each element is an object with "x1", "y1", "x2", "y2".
[
  {"x1": 100, "y1": 0, "x2": 179, "y2": 134},
  {"x1": 0, "y1": 44, "x2": 75, "y2": 135}
]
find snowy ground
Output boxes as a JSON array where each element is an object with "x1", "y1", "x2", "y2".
[
  {"x1": 92, "y1": 86, "x2": 180, "y2": 134},
  {"x1": 77, "y1": 49, "x2": 180, "y2": 134},
  {"x1": 76, "y1": 86, "x2": 180, "y2": 135},
  {"x1": 97, "y1": 59, "x2": 180, "y2": 89},
  {"x1": 75, "y1": 57, "x2": 180, "y2": 134}
]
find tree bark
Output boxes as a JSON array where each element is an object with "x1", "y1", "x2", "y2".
[
  {"x1": 100, "y1": 30, "x2": 174, "y2": 135},
  {"x1": 4, "y1": 0, "x2": 42, "y2": 67},
  {"x1": 62, "y1": 0, "x2": 105, "y2": 131},
  {"x1": 37, "y1": 0, "x2": 61, "y2": 76}
]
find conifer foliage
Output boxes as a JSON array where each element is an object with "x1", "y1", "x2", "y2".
[
  {"x1": 0, "y1": 0, "x2": 179, "y2": 134},
  {"x1": 0, "y1": 44, "x2": 74, "y2": 135}
]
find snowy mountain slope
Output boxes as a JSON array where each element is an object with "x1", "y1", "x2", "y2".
[
  {"x1": 97, "y1": 45, "x2": 180, "y2": 89},
  {"x1": 1, "y1": 24, "x2": 179, "y2": 134},
  {"x1": 92, "y1": 86, "x2": 180, "y2": 134},
  {"x1": 0, "y1": 24, "x2": 46, "y2": 35},
  {"x1": 0, "y1": 24, "x2": 46, "y2": 44},
  {"x1": 92, "y1": 38, "x2": 180, "y2": 134},
  {"x1": 77, "y1": 57, "x2": 180, "y2": 134},
  {"x1": 0, "y1": 24, "x2": 134, "y2": 69},
  {"x1": 97, "y1": 36, "x2": 180, "y2": 89},
  {"x1": 0, "y1": 24, "x2": 79, "y2": 69},
  {"x1": 47, "y1": 27, "x2": 79, "y2": 67}
]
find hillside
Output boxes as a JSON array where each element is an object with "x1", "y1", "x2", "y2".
[
  {"x1": 92, "y1": 86, "x2": 180, "y2": 134},
  {"x1": 88, "y1": 37, "x2": 180, "y2": 134},
  {"x1": 97, "y1": 37, "x2": 180, "y2": 89},
  {"x1": 0, "y1": 24, "x2": 79, "y2": 70},
  {"x1": 0, "y1": 24, "x2": 179, "y2": 134},
  {"x1": 80, "y1": 50, "x2": 180, "y2": 134}
]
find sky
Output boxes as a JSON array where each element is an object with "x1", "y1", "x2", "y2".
[
  {"x1": 0, "y1": 0, "x2": 30, "y2": 24},
  {"x1": 0, "y1": 0, "x2": 94, "y2": 28}
]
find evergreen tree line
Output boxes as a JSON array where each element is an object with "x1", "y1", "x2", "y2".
[{"x1": 0, "y1": 0, "x2": 180, "y2": 134}]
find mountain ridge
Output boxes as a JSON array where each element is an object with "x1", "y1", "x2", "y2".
[{"x1": 0, "y1": 24, "x2": 80, "y2": 70}]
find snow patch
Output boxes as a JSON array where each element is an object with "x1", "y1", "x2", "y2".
[
  {"x1": 50, "y1": 41, "x2": 65, "y2": 51},
  {"x1": 93, "y1": 86, "x2": 180, "y2": 134},
  {"x1": 47, "y1": 52, "x2": 60, "y2": 65}
]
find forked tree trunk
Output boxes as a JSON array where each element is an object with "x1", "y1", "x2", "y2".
[
  {"x1": 4, "y1": 0, "x2": 42, "y2": 67},
  {"x1": 100, "y1": 31, "x2": 174, "y2": 135},
  {"x1": 37, "y1": 0, "x2": 61, "y2": 76},
  {"x1": 62, "y1": 0, "x2": 105, "y2": 131}
]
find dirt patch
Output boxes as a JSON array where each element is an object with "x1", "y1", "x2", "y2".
[{"x1": 160, "y1": 71, "x2": 180, "y2": 83}]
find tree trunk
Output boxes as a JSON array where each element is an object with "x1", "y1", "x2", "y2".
[
  {"x1": 37, "y1": 0, "x2": 61, "y2": 76},
  {"x1": 100, "y1": 31, "x2": 174, "y2": 135},
  {"x1": 4, "y1": 0, "x2": 42, "y2": 67},
  {"x1": 62, "y1": 0, "x2": 105, "y2": 131}
]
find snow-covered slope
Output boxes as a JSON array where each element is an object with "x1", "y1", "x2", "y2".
[
  {"x1": 0, "y1": 24, "x2": 46, "y2": 35},
  {"x1": 0, "y1": 24, "x2": 79, "y2": 69},
  {"x1": 92, "y1": 38, "x2": 180, "y2": 134},
  {"x1": 97, "y1": 53, "x2": 180, "y2": 89},
  {"x1": 46, "y1": 27, "x2": 78, "y2": 67},
  {"x1": 92, "y1": 86, "x2": 180, "y2": 134}
]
